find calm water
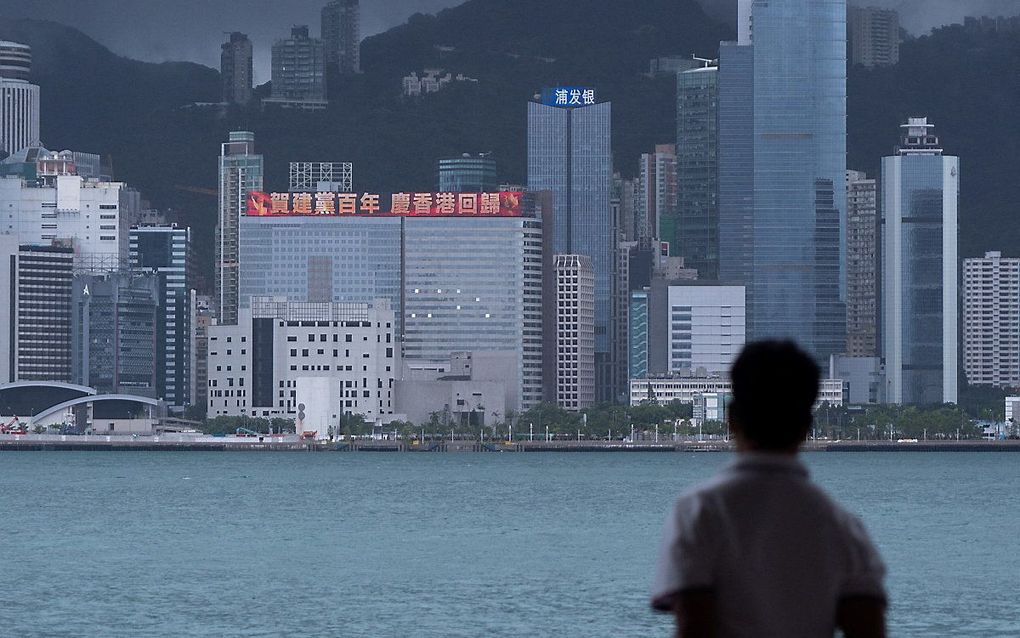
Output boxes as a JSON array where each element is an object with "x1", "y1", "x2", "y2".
[{"x1": 1, "y1": 452, "x2": 1017, "y2": 637}]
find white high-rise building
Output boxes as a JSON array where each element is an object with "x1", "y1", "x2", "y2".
[
  {"x1": 0, "y1": 41, "x2": 40, "y2": 158},
  {"x1": 667, "y1": 284, "x2": 746, "y2": 376},
  {"x1": 963, "y1": 251, "x2": 1020, "y2": 389},
  {"x1": 882, "y1": 117, "x2": 959, "y2": 404},
  {"x1": 554, "y1": 255, "x2": 595, "y2": 410},
  {"x1": 0, "y1": 153, "x2": 138, "y2": 269},
  {"x1": 217, "y1": 131, "x2": 263, "y2": 324}
]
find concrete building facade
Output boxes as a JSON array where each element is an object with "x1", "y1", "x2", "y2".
[
  {"x1": 220, "y1": 32, "x2": 253, "y2": 105},
  {"x1": 554, "y1": 255, "x2": 595, "y2": 410},
  {"x1": 963, "y1": 251, "x2": 1020, "y2": 389},
  {"x1": 207, "y1": 297, "x2": 397, "y2": 424},
  {"x1": 846, "y1": 170, "x2": 879, "y2": 357},
  {"x1": 0, "y1": 164, "x2": 137, "y2": 269},
  {"x1": 667, "y1": 284, "x2": 746, "y2": 376},
  {"x1": 265, "y1": 26, "x2": 327, "y2": 109},
  {"x1": 848, "y1": 6, "x2": 900, "y2": 67},
  {"x1": 322, "y1": 0, "x2": 361, "y2": 75}
]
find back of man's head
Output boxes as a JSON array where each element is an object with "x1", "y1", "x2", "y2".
[{"x1": 730, "y1": 340, "x2": 820, "y2": 451}]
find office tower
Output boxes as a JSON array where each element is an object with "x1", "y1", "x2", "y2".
[
  {"x1": 130, "y1": 225, "x2": 194, "y2": 409},
  {"x1": 436, "y1": 154, "x2": 498, "y2": 193},
  {"x1": 676, "y1": 63, "x2": 719, "y2": 279},
  {"x1": 718, "y1": 0, "x2": 847, "y2": 366},
  {"x1": 321, "y1": 0, "x2": 360, "y2": 75},
  {"x1": 613, "y1": 239, "x2": 632, "y2": 400},
  {"x1": 220, "y1": 32, "x2": 253, "y2": 105},
  {"x1": 265, "y1": 26, "x2": 327, "y2": 109},
  {"x1": 963, "y1": 252, "x2": 1020, "y2": 389},
  {"x1": 403, "y1": 212, "x2": 545, "y2": 410},
  {"x1": 0, "y1": 236, "x2": 74, "y2": 383},
  {"x1": 289, "y1": 161, "x2": 353, "y2": 192},
  {"x1": 717, "y1": 41, "x2": 754, "y2": 292},
  {"x1": 216, "y1": 131, "x2": 263, "y2": 324},
  {"x1": 527, "y1": 89, "x2": 614, "y2": 401},
  {"x1": 636, "y1": 144, "x2": 677, "y2": 246},
  {"x1": 0, "y1": 149, "x2": 138, "y2": 269},
  {"x1": 848, "y1": 6, "x2": 900, "y2": 67},
  {"x1": 207, "y1": 298, "x2": 397, "y2": 423},
  {"x1": 0, "y1": 41, "x2": 40, "y2": 158},
  {"x1": 666, "y1": 284, "x2": 746, "y2": 376},
  {"x1": 72, "y1": 271, "x2": 159, "y2": 395},
  {"x1": 554, "y1": 255, "x2": 595, "y2": 410},
  {"x1": 629, "y1": 290, "x2": 649, "y2": 380},
  {"x1": 240, "y1": 214, "x2": 401, "y2": 310},
  {"x1": 846, "y1": 170, "x2": 879, "y2": 357},
  {"x1": 882, "y1": 117, "x2": 959, "y2": 405}
]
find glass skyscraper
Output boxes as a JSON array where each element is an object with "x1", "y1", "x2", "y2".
[
  {"x1": 527, "y1": 95, "x2": 613, "y2": 399},
  {"x1": 403, "y1": 215, "x2": 545, "y2": 409},
  {"x1": 676, "y1": 65, "x2": 719, "y2": 280},
  {"x1": 882, "y1": 117, "x2": 958, "y2": 405},
  {"x1": 719, "y1": 0, "x2": 847, "y2": 365},
  {"x1": 436, "y1": 154, "x2": 498, "y2": 193},
  {"x1": 239, "y1": 215, "x2": 402, "y2": 318}
]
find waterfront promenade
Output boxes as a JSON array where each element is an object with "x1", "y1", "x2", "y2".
[{"x1": 2, "y1": 433, "x2": 1019, "y2": 452}]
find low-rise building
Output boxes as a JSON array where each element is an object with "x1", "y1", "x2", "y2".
[
  {"x1": 630, "y1": 376, "x2": 844, "y2": 409},
  {"x1": 207, "y1": 297, "x2": 398, "y2": 424}
]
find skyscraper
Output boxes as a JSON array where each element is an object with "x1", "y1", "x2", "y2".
[
  {"x1": 220, "y1": 32, "x2": 253, "y2": 105},
  {"x1": 527, "y1": 88, "x2": 614, "y2": 401},
  {"x1": 72, "y1": 271, "x2": 159, "y2": 396},
  {"x1": 636, "y1": 144, "x2": 677, "y2": 246},
  {"x1": 846, "y1": 170, "x2": 879, "y2": 357},
  {"x1": 0, "y1": 40, "x2": 40, "y2": 157},
  {"x1": 130, "y1": 225, "x2": 195, "y2": 409},
  {"x1": 848, "y1": 6, "x2": 900, "y2": 67},
  {"x1": 676, "y1": 63, "x2": 719, "y2": 279},
  {"x1": 436, "y1": 154, "x2": 498, "y2": 193},
  {"x1": 264, "y1": 26, "x2": 327, "y2": 110},
  {"x1": 216, "y1": 131, "x2": 263, "y2": 324},
  {"x1": 882, "y1": 117, "x2": 958, "y2": 405},
  {"x1": 963, "y1": 252, "x2": 1020, "y2": 389},
  {"x1": 321, "y1": 0, "x2": 361, "y2": 75},
  {"x1": 719, "y1": 0, "x2": 847, "y2": 366},
  {"x1": 403, "y1": 213, "x2": 545, "y2": 410},
  {"x1": 554, "y1": 255, "x2": 595, "y2": 410}
]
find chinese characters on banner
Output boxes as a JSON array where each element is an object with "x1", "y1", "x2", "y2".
[{"x1": 246, "y1": 191, "x2": 523, "y2": 217}]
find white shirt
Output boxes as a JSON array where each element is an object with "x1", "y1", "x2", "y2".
[{"x1": 651, "y1": 453, "x2": 886, "y2": 637}]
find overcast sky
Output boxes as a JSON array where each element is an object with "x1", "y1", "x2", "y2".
[{"x1": 4, "y1": 0, "x2": 1019, "y2": 81}]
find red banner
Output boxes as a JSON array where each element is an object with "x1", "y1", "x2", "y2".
[{"x1": 246, "y1": 191, "x2": 523, "y2": 218}]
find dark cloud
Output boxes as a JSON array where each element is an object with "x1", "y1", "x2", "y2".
[{"x1": 4, "y1": 0, "x2": 1019, "y2": 78}]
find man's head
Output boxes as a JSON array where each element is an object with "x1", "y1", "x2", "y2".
[{"x1": 729, "y1": 340, "x2": 820, "y2": 452}]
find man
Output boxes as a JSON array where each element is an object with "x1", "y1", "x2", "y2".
[{"x1": 651, "y1": 340, "x2": 887, "y2": 637}]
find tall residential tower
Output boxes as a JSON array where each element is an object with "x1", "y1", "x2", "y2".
[
  {"x1": 220, "y1": 32, "x2": 253, "y2": 105},
  {"x1": 322, "y1": 0, "x2": 361, "y2": 75}
]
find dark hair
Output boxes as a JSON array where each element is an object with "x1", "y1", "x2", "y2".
[{"x1": 730, "y1": 340, "x2": 820, "y2": 450}]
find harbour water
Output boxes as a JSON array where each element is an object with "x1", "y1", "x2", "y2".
[{"x1": 1, "y1": 452, "x2": 1016, "y2": 637}]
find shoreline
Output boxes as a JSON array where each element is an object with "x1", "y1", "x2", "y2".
[{"x1": 1, "y1": 435, "x2": 1018, "y2": 453}]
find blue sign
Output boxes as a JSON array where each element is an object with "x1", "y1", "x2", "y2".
[{"x1": 541, "y1": 87, "x2": 597, "y2": 108}]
